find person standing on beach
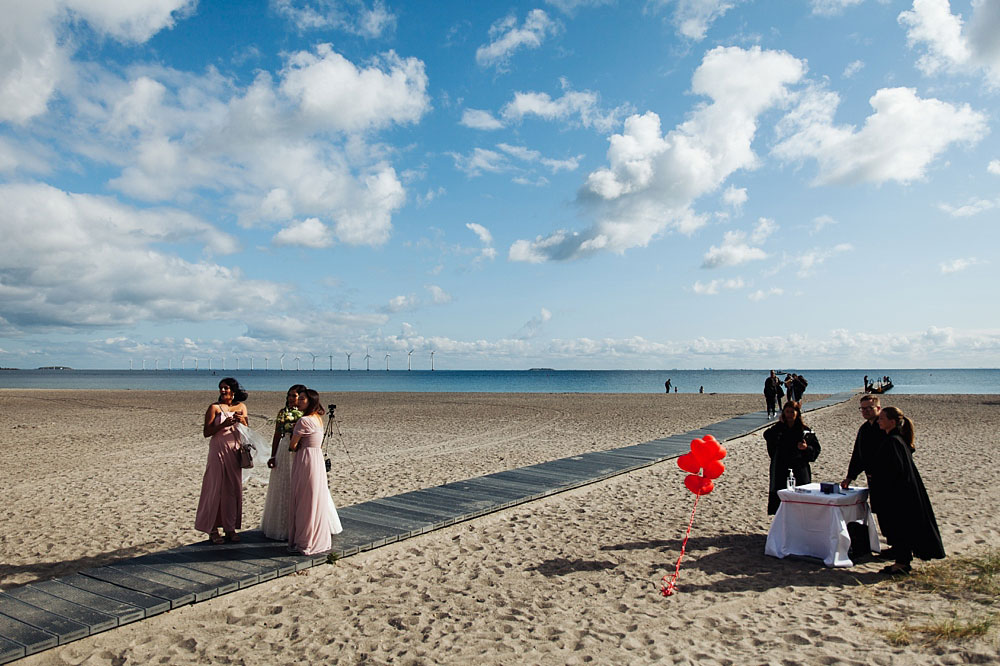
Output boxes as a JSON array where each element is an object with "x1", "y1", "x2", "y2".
[
  {"x1": 195, "y1": 378, "x2": 248, "y2": 544},
  {"x1": 665, "y1": 379, "x2": 671, "y2": 393},
  {"x1": 260, "y1": 384, "x2": 307, "y2": 540},
  {"x1": 792, "y1": 373, "x2": 808, "y2": 401},
  {"x1": 871, "y1": 406, "x2": 944, "y2": 575},
  {"x1": 763, "y1": 370, "x2": 781, "y2": 418},
  {"x1": 763, "y1": 401, "x2": 820, "y2": 514},
  {"x1": 841, "y1": 395, "x2": 888, "y2": 555},
  {"x1": 288, "y1": 389, "x2": 343, "y2": 555}
]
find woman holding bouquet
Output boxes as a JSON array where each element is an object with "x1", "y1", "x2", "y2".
[
  {"x1": 195, "y1": 378, "x2": 249, "y2": 544},
  {"x1": 259, "y1": 384, "x2": 307, "y2": 540},
  {"x1": 288, "y1": 389, "x2": 342, "y2": 555}
]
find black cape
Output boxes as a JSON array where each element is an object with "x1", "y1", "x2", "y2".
[
  {"x1": 846, "y1": 419, "x2": 887, "y2": 513},
  {"x1": 872, "y1": 428, "x2": 945, "y2": 561},
  {"x1": 763, "y1": 422, "x2": 820, "y2": 515}
]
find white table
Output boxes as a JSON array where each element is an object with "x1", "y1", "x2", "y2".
[{"x1": 764, "y1": 483, "x2": 880, "y2": 567}]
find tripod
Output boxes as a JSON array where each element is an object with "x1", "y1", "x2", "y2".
[{"x1": 321, "y1": 404, "x2": 355, "y2": 472}]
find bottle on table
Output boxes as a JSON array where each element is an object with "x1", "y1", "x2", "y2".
[{"x1": 786, "y1": 468, "x2": 796, "y2": 489}]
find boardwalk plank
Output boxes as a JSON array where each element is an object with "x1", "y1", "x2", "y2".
[
  {"x1": 3, "y1": 586, "x2": 116, "y2": 635},
  {"x1": 0, "y1": 614, "x2": 54, "y2": 657},
  {"x1": 26, "y1": 580, "x2": 144, "y2": 626},
  {"x1": 59, "y1": 574, "x2": 170, "y2": 617},
  {"x1": 0, "y1": 594, "x2": 87, "y2": 645}
]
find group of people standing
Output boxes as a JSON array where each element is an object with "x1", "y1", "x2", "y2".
[
  {"x1": 194, "y1": 379, "x2": 343, "y2": 556},
  {"x1": 762, "y1": 371, "x2": 808, "y2": 419},
  {"x1": 763, "y1": 393, "x2": 944, "y2": 575}
]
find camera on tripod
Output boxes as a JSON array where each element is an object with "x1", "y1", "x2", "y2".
[{"x1": 328, "y1": 404, "x2": 336, "y2": 416}]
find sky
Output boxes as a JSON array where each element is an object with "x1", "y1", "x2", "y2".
[{"x1": 1, "y1": 0, "x2": 999, "y2": 371}]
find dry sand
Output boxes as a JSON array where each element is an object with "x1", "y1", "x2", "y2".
[{"x1": 1, "y1": 389, "x2": 998, "y2": 664}]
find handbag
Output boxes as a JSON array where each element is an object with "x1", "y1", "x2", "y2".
[{"x1": 239, "y1": 444, "x2": 254, "y2": 468}]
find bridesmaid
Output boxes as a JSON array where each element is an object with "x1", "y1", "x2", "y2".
[
  {"x1": 259, "y1": 384, "x2": 307, "y2": 540},
  {"x1": 288, "y1": 389, "x2": 343, "y2": 555},
  {"x1": 195, "y1": 378, "x2": 248, "y2": 544}
]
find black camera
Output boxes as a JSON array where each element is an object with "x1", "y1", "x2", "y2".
[{"x1": 328, "y1": 404, "x2": 336, "y2": 415}]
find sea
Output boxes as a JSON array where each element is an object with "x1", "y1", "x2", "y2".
[{"x1": 1, "y1": 368, "x2": 998, "y2": 394}]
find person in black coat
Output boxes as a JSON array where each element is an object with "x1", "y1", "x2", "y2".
[
  {"x1": 763, "y1": 370, "x2": 781, "y2": 418},
  {"x1": 872, "y1": 406, "x2": 945, "y2": 575},
  {"x1": 763, "y1": 401, "x2": 821, "y2": 514}
]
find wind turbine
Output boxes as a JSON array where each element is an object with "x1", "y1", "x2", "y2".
[
  {"x1": 208, "y1": 358, "x2": 212, "y2": 371},
  {"x1": 195, "y1": 358, "x2": 199, "y2": 371},
  {"x1": 167, "y1": 359, "x2": 171, "y2": 370},
  {"x1": 234, "y1": 355, "x2": 239, "y2": 370},
  {"x1": 329, "y1": 353, "x2": 334, "y2": 371},
  {"x1": 364, "y1": 347, "x2": 372, "y2": 371},
  {"x1": 385, "y1": 352, "x2": 391, "y2": 371},
  {"x1": 279, "y1": 353, "x2": 286, "y2": 371},
  {"x1": 129, "y1": 359, "x2": 133, "y2": 371},
  {"x1": 345, "y1": 352, "x2": 352, "y2": 371},
  {"x1": 141, "y1": 359, "x2": 146, "y2": 371},
  {"x1": 154, "y1": 359, "x2": 159, "y2": 371},
  {"x1": 310, "y1": 353, "x2": 318, "y2": 371},
  {"x1": 180, "y1": 355, "x2": 185, "y2": 370},
  {"x1": 264, "y1": 356, "x2": 269, "y2": 370},
  {"x1": 250, "y1": 356, "x2": 254, "y2": 371},
  {"x1": 294, "y1": 356, "x2": 301, "y2": 371},
  {"x1": 430, "y1": 350, "x2": 435, "y2": 371},
  {"x1": 407, "y1": 349, "x2": 414, "y2": 370},
  {"x1": 221, "y1": 356, "x2": 226, "y2": 371}
]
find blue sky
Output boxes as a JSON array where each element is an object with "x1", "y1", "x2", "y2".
[{"x1": 1, "y1": 0, "x2": 998, "y2": 370}]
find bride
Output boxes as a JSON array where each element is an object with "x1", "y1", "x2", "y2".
[{"x1": 259, "y1": 384, "x2": 307, "y2": 540}]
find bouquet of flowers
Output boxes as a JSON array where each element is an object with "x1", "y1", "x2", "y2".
[{"x1": 276, "y1": 407, "x2": 303, "y2": 435}]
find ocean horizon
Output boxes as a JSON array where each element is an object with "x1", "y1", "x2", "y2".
[{"x1": 1, "y1": 368, "x2": 998, "y2": 394}]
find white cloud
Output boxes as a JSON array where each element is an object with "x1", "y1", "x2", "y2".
[
  {"x1": 748, "y1": 288, "x2": 783, "y2": 301},
  {"x1": 723, "y1": 185, "x2": 748, "y2": 210},
  {"x1": 501, "y1": 83, "x2": 627, "y2": 132},
  {"x1": 0, "y1": 182, "x2": 279, "y2": 331},
  {"x1": 940, "y1": 257, "x2": 983, "y2": 274},
  {"x1": 476, "y1": 9, "x2": 558, "y2": 69},
  {"x1": 989, "y1": 159, "x2": 1000, "y2": 175},
  {"x1": 385, "y1": 294, "x2": 418, "y2": 313},
  {"x1": 497, "y1": 143, "x2": 581, "y2": 173},
  {"x1": 77, "y1": 44, "x2": 423, "y2": 246},
  {"x1": 811, "y1": 214, "x2": 837, "y2": 234},
  {"x1": 461, "y1": 108, "x2": 504, "y2": 130},
  {"x1": 516, "y1": 308, "x2": 552, "y2": 339},
  {"x1": 279, "y1": 45, "x2": 429, "y2": 133},
  {"x1": 899, "y1": 0, "x2": 1000, "y2": 86},
  {"x1": 466, "y1": 222, "x2": 494, "y2": 246},
  {"x1": 271, "y1": 0, "x2": 396, "y2": 37},
  {"x1": 692, "y1": 277, "x2": 746, "y2": 295},
  {"x1": 774, "y1": 86, "x2": 987, "y2": 185},
  {"x1": 811, "y1": 0, "x2": 864, "y2": 16},
  {"x1": 938, "y1": 198, "x2": 997, "y2": 217},
  {"x1": 426, "y1": 285, "x2": 452, "y2": 304},
  {"x1": 545, "y1": 0, "x2": 613, "y2": 14},
  {"x1": 0, "y1": 0, "x2": 193, "y2": 124},
  {"x1": 511, "y1": 46, "x2": 806, "y2": 262},
  {"x1": 750, "y1": 217, "x2": 777, "y2": 244},
  {"x1": 449, "y1": 148, "x2": 510, "y2": 177},
  {"x1": 842, "y1": 59, "x2": 865, "y2": 78},
  {"x1": 648, "y1": 0, "x2": 746, "y2": 41},
  {"x1": 272, "y1": 217, "x2": 334, "y2": 248},
  {"x1": 702, "y1": 230, "x2": 767, "y2": 268},
  {"x1": 790, "y1": 243, "x2": 853, "y2": 277}
]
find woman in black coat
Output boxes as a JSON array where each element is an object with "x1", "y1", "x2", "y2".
[
  {"x1": 763, "y1": 401, "x2": 820, "y2": 514},
  {"x1": 873, "y1": 406, "x2": 945, "y2": 575}
]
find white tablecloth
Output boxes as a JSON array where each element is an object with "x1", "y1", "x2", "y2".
[{"x1": 764, "y1": 483, "x2": 880, "y2": 567}]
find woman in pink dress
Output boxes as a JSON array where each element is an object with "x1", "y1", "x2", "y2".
[
  {"x1": 288, "y1": 389, "x2": 342, "y2": 555},
  {"x1": 195, "y1": 378, "x2": 248, "y2": 544}
]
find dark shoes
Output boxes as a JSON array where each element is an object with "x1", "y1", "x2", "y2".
[{"x1": 879, "y1": 562, "x2": 911, "y2": 576}]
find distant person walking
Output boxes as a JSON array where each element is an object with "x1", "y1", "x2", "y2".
[
  {"x1": 665, "y1": 378, "x2": 671, "y2": 393},
  {"x1": 793, "y1": 373, "x2": 808, "y2": 401},
  {"x1": 763, "y1": 370, "x2": 781, "y2": 418}
]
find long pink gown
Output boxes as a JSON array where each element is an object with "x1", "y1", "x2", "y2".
[
  {"x1": 194, "y1": 406, "x2": 243, "y2": 534},
  {"x1": 288, "y1": 416, "x2": 341, "y2": 555}
]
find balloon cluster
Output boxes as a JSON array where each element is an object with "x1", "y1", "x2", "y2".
[{"x1": 676, "y1": 435, "x2": 727, "y2": 495}]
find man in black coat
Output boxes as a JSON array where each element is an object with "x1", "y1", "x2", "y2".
[{"x1": 841, "y1": 395, "x2": 888, "y2": 555}]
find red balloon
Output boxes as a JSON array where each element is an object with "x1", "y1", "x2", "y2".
[
  {"x1": 702, "y1": 459, "x2": 725, "y2": 479},
  {"x1": 703, "y1": 434, "x2": 718, "y2": 443},
  {"x1": 677, "y1": 452, "x2": 702, "y2": 474},
  {"x1": 716, "y1": 445, "x2": 727, "y2": 460},
  {"x1": 692, "y1": 437, "x2": 723, "y2": 463},
  {"x1": 684, "y1": 474, "x2": 715, "y2": 495}
]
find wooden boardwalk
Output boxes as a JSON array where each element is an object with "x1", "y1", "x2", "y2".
[{"x1": 0, "y1": 392, "x2": 856, "y2": 663}]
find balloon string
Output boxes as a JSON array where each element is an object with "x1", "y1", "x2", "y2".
[{"x1": 661, "y1": 493, "x2": 700, "y2": 597}]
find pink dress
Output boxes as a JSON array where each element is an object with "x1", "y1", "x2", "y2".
[
  {"x1": 194, "y1": 406, "x2": 243, "y2": 533},
  {"x1": 288, "y1": 416, "x2": 341, "y2": 555}
]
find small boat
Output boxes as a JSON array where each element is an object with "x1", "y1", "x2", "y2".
[{"x1": 866, "y1": 381, "x2": 893, "y2": 394}]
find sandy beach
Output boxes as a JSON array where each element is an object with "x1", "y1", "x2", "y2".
[{"x1": 2, "y1": 389, "x2": 998, "y2": 664}]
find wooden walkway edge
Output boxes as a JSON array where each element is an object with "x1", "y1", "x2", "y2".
[{"x1": 0, "y1": 392, "x2": 857, "y2": 663}]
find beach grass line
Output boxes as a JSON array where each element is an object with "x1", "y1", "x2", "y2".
[{"x1": 879, "y1": 547, "x2": 1000, "y2": 646}]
